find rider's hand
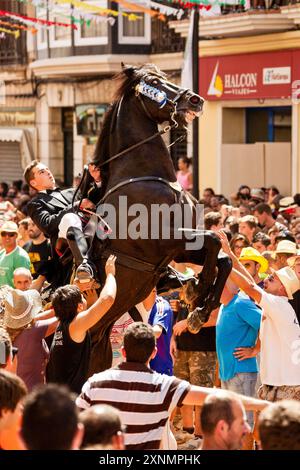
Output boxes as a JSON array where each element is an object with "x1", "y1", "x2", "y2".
[
  {"x1": 88, "y1": 163, "x2": 101, "y2": 183},
  {"x1": 105, "y1": 255, "x2": 116, "y2": 277},
  {"x1": 79, "y1": 198, "x2": 96, "y2": 211}
]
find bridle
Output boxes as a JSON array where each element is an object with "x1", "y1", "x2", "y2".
[{"x1": 95, "y1": 75, "x2": 190, "y2": 169}]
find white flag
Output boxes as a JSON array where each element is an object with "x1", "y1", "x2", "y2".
[{"x1": 181, "y1": 10, "x2": 194, "y2": 91}]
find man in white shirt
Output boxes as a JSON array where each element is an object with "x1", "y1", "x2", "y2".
[{"x1": 230, "y1": 266, "x2": 300, "y2": 402}]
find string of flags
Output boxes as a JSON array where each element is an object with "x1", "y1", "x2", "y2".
[{"x1": 0, "y1": 0, "x2": 247, "y2": 40}]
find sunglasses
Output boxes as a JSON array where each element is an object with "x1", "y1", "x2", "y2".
[{"x1": 1, "y1": 232, "x2": 16, "y2": 237}]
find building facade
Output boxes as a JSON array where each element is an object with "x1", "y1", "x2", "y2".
[
  {"x1": 172, "y1": 4, "x2": 300, "y2": 197},
  {"x1": 0, "y1": 0, "x2": 186, "y2": 185}
]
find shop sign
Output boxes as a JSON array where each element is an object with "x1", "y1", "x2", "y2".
[
  {"x1": 200, "y1": 51, "x2": 294, "y2": 100},
  {"x1": 0, "y1": 111, "x2": 35, "y2": 127}
]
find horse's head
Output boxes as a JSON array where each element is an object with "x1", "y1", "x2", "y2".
[{"x1": 119, "y1": 63, "x2": 204, "y2": 128}]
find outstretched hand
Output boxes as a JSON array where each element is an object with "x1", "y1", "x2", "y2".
[
  {"x1": 217, "y1": 229, "x2": 232, "y2": 255},
  {"x1": 105, "y1": 255, "x2": 117, "y2": 276}
]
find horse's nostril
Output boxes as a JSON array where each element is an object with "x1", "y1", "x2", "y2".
[{"x1": 189, "y1": 95, "x2": 202, "y2": 106}]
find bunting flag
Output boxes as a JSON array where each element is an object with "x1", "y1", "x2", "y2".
[
  {"x1": 52, "y1": 0, "x2": 142, "y2": 20},
  {"x1": 0, "y1": 18, "x2": 37, "y2": 34},
  {"x1": 0, "y1": 9, "x2": 78, "y2": 29},
  {"x1": 150, "y1": 1, "x2": 184, "y2": 19},
  {"x1": 162, "y1": 0, "x2": 244, "y2": 6},
  {"x1": 0, "y1": 26, "x2": 20, "y2": 38}
]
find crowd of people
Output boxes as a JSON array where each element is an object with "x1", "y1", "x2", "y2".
[{"x1": 1, "y1": 167, "x2": 300, "y2": 451}]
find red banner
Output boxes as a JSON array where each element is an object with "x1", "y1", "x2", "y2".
[{"x1": 199, "y1": 51, "x2": 300, "y2": 101}]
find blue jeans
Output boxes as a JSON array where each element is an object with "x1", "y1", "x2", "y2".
[{"x1": 221, "y1": 372, "x2": 258, "y2": 429}]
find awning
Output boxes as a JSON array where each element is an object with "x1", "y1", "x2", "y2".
[
  {"x1": 0, "y1": 128, "x2": 36, "y2": 169},
  {"x1": 0, "y1": 128, "x2": 23, "y2": 142}
]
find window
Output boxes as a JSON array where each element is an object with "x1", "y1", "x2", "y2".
[
  {"x1": 74, "y1": 0, "x2": 108, "y2": 46},
  {"x1": 118, "y1": 3, "x2": 151, "y2": 45},
  {"x1": 49, "y1": 8, "x2": 72, "y2": 48}
]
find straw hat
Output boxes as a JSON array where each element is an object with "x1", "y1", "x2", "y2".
[
  {"x1": 287, "y1": 249, "x2": 300, "y2": 267},
  {"x1": 274, "y1": 240, "x2": 298, "y2": 255},
  {"x1": 272, "y1": 267, "x2": 300, "y2": 299},
  {"x1": 278, "y1": 196, "x2": 298, "y2": 213},
  {"x1": 3, "y1": 288, "x2": 42, "y2": 329},
  {"x1": 239, "y1": 247, "x2": 268, "y2": 274}
]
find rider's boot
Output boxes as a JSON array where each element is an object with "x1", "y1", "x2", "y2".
[{"x1": 66, "y1": 227, "x2": 95, "y2": 283}]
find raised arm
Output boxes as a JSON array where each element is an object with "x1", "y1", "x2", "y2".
[
  {"x1": 217, "y1": 230, "x2": 254, "y2": 283},
  {"x1": 69, "y1": 255, "x2": 117, "y2": 342},
  {"x1": 229, "y1": 268, "x2": 262, "y2": 305}
]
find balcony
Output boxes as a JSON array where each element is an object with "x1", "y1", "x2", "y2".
[
  {"x1": 169, "y1": 3, "x2": 299, "y2": 39},
  {"x1": 151, "y1": 15, "x2": 186, "y2": 54},
  {"x1": 0, "y1": 0, "x2": 27, "y2": 66},
  {"x1": 0, "y1": 33, "x2": 27, "y2": 66}
]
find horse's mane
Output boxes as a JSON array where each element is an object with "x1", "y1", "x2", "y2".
[{"x1": 113, "y1": 63, "x2": 167, "y2": 101}]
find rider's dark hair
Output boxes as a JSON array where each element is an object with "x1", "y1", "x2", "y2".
[
  {"x1": 24, "y1": 160, "x2": 39, "y2": 187},
  {"x1": 51, "y1": 285, "x2": 83, "y2": 323}
]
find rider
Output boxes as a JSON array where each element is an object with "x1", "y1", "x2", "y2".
[{"x1": 24, "y1": 161, "x2": 102, "y2": 284}]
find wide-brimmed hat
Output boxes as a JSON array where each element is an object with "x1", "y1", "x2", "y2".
[
  {"x1": 274, "y1": 240, "x2": 298, "y2": 255},
  {"x1": 250, "y1": 188, "x2": 265, "y2": 202},
  {"x1": 272, "y1": 267, "x2": 300, "y2": 299},
  {"x1": 287, "y1": 249, "x2": 300, "y2": 267},
  {"x1": 239, "y1": 247, "x2": 269, "y2": 274},
  {"x1": 278, "y1": 196, "x2": 298, "y2": 213},
  {"x1": 3, "y1": 288, "x2": 42, "y2": 329},
  {"x1": 0, "y1": 221, "x2": 18, "y2": 234}
]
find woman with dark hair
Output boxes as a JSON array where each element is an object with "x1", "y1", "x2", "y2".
[
  {"x1": 230, "y1": 234, "x2": 250, "y2": 258},
  {"x1": 176, "y1": 157, "x2": 193, "y2": 192}
]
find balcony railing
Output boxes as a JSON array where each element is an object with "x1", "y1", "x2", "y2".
[
  {"x1": 0, "y1": 0, "x2": 27, "y2": 65},
  {"x1": 0, "y1": 32, "x2": 27, "y2": 66},
  {"x1": 151, "y1": 15, "x2": 186, "y2": 54},
  {"x1": 208, "y1": 0, "x2": 298, "y2": 17}
]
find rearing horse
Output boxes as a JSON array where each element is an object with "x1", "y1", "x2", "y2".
[{"x1": 89, "y1": 64, "x2": 232, "y2": 374}]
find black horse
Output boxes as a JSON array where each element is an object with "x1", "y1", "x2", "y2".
[{"x1": 88, "y1": 64, "x2": 232, "y2": 374}]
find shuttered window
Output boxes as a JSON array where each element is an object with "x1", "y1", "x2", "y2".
[{"x1": 0, "y1": 142, "x2": 23, "y2": 183}]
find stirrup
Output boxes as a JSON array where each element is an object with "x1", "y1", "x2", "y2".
[{"x1": 75, "y1": 260, "x2": 94, "y2": 283}]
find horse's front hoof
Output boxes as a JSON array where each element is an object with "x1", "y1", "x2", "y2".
[{"x1": 187, "y1": 306, "x2": 210, "y2": 334}]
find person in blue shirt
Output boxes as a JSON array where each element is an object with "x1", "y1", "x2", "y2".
[
  {"x1": 216, "y1": 278, "x2": 262, "y2": 429},
  {"x1": 148, "y1": 292, "x2": 174, "y2": 376}
]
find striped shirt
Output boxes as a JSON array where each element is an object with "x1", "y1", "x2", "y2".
[{"x1": 76, "y1": 362, "x2": 191, "y2": 450}]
